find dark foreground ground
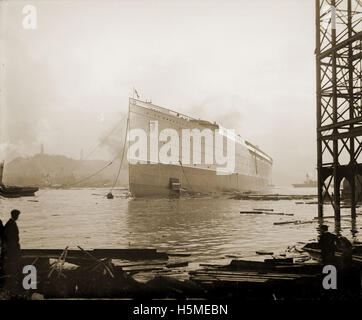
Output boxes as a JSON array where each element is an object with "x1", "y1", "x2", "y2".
[{"x1": 0, "y1": 244, "x2": 361, "y2": 301}]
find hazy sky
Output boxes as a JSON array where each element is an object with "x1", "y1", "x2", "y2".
[{"x1": 0, "y1": 0, "x2": 316, "y2": 185}]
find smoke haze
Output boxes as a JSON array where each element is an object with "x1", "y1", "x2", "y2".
[{"x1": 0, "y1": 0, "x2": 316, "y2": 185}]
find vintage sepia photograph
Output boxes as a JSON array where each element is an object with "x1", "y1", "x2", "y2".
[{"x1": 0, "y1": 0, "x2": 361, "y2": 310}]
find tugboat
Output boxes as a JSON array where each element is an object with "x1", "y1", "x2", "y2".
[
  {"x1": 0, "y1": 161, "x2": 39, "y2": 198},
  {"x1": 292, "y1": 174, "x2": 317, "y2": 188}
]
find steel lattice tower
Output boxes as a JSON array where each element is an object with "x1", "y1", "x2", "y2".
[{"x1": 316, "y1": 0, "x2": 362, "y2": 222}]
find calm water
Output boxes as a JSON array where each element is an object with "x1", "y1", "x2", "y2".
[{"x1": 0, "y1": 186, "x2": 361, "y2": 265}]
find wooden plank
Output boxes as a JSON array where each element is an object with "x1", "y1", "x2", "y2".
[
  {"x1": 313, "y1": 214, "x2": 352, "y2": 219},
  {"x1": 241, "y1": 211, "x2": 294, "y2": 216},
  {"x1": 225, "y1": 259, "x2": 323, "y2": 275},
  {"x1": 94, "y1": 249, "x2": 168, "y2": 260},
  {"x1": 240, "y1": 211, "x2": 264, "y2": 214},
  {"x1": 274, "y1": 220, "x2": 300, "y2": 225},
  {"x1": 228, "y1": 260, "x2": 268, "y2": 269},
  {"x1": 256, "y1": 250, "x2": 274, "y2": 255},
  {"x1": 22, "y1": 249, "x2": 84, "y2": 259},
  {"x1": 115, "y1": 261, "x2": 166, "y2": 268},
  {"x1": 21, "y1": 248, "x2": 169, "y2": 261},
  {"x1": 127, "y1": 267, "x2": 164, "y2": 275},
  {"x1": 274, "y1": 220, "x2": 316, "y2": 225},
  {"x1": 190, "y1": 275, "x2": 269, "y2": 283},
  {"x1": 191, "y1": 277, "x2": 269, "y2": 283},
  {"x1": 166, "y1": 253, "x2": 191, "y2": 257},
  {"x1": 166, "y1": 262, "x2": 189, "y2": 268},
  {"x1": 264, "y1": 258, "x2": 293, "y2": 264},
  {"x1": 190, "y1": 272, "x2": 294, "y2": 282},
  {"x1": 191, "y1": 270, "x2": 313, "y2": 279},
  {"x1": 266, "y1": 212, "x2": 292, "y2": 216}
]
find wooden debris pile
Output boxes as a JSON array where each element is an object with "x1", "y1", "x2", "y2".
[
  {"x1": 16, "y1": 247, "x2": 195, "y2": 299},
  {"x1": 189, "y1": 257, "x2": 325, "y2": 299}
]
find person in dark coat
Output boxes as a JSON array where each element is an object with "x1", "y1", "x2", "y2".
[
  {"x1": 318, "y1": 224, "x2": 338, "y2": 265},
  {"x1": 0, "y1": 218, "x2": 4, "y2": 274},
  {"x1": 0, "y1": 219, "x2": 3, "y2": 235},
  {"x1": 0, "y1": 219, "x2": 4, "y2": 253},
  {"x1": 3, "y1": 209, "x2": 22, "y2": 276}
]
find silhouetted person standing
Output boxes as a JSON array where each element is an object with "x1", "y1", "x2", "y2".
[
  {"x1": 318, "y1": 224, "x2": 338, "y2": 265},
  {"x1": 0, "y1": 218, "x2": 4, "y2": 245},
  {"x1": 0, "y1": 218, "x2": 4, "y2": 275},
  {"x1": 3, "y1": 209, "x2": 21, "y2": 277}
]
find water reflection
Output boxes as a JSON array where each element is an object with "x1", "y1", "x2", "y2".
[
  {"x1": 351, "y1": 218, "x2": 358, "y2": 239},
  {"x1": 0, "y1": 187, "x2": 360, "y2": 265}
]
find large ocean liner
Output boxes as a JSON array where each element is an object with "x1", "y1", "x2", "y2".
[{"x1": 128, "y1": 98, "x2": 273, "y2": 197}]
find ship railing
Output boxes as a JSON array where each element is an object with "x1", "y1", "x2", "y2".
[
  {"x1": 129, "y1": 98, "x2": 273, "y2": 164},
  {"x1": 218, "y1": 126, "x2": 273, "y2": 164},
  {"x1": 129, "y1": 98, "x2": 196, "y2": 122}
]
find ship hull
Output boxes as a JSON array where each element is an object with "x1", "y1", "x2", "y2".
[{"x1": 130, "y1": 163, "x2": 269, "y2": 197}]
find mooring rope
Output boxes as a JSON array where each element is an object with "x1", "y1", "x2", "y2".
[
  {"x1": 35, "y1": 156, "x2": 117, "y2": 198},
  {"x1": 110, "y1": 114, "x2": 130, "y2": 193},
  {"x1": 178, "y1": 160, "x2": 194, "y2": 194},
  {"x1": 34, "y1": 115, "x2": 128, "y2": 198},
  {"x1": 83, "y1": 115, "x2": 127, "y2": 160},
  {"x1": 64, "y1": 161, "x2": 115, "y2": 188}
]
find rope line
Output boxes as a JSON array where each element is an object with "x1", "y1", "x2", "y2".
[
  {"x1": 63, "y1": 161, "x2": 114, "y2": 188},
  {"x1": 110, "y1": 114, "x2": 130, "y2": 192},
  {"x1": 179, "y1": 160, "x2": 194, "y2": 193},
  {"x1": 34, "y1": 115, "x2": 129, "y2": 198},
  {"x1": 84, "y1": 115, "x2": 127, "y2": 160}
]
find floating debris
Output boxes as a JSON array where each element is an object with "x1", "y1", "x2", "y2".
[
  {"x1": 274, "y1": 220, "x2": 316, "y2": 226},
  {"x1": 256, "y1": 250, "x2": 274, "y2": 255},
  {"x1": 240, "y1": 211, "x2": 293, "y2": 216},
  {"x1": 232, "y1": 193, "x2": 316, "y2": 201},
  {"x1": 240, "y1": 210, "x2": 264, "y2": 214},
  {"x1": 312, "y1": 214, "x2": 354, "y2": 219}
]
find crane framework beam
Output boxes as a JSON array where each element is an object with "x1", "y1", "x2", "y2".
[{"x1": 316, "y1": 0, "x2": 362, "y2": 222}]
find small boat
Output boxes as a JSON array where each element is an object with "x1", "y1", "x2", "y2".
[
  {"x1": 0, "y1": 162, "x2": 39, "y2": 198},
  {"x1": 292, "y1": 174, "x2": 317, "y2": 188},
  {"x1": 0, "y1": 185, "x2": 39, "y2": 198},
  {"x1": 302, "y1": 242, "x2": 362, "y2": 264}
]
